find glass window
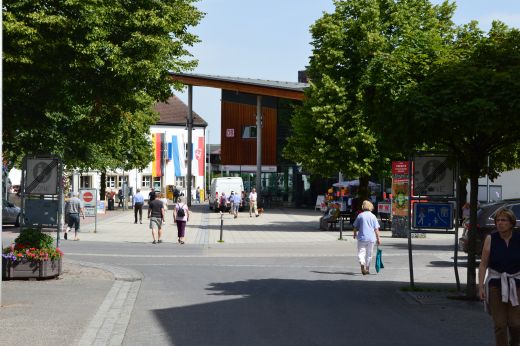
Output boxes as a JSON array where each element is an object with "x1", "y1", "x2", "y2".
[
  {"x1": 510, "y1": 204, "x2": 520, "y2": 220},
  {"x1": 175, "y1": 176, "x2": 185, "y2": 188},
  {"x1": 153, "y1": 177, "x2": 161, "y2": 190},
  {"x1": 242, "y1": 126, "x2": 257, "y2": 139},
  {"x1": 80, "y1": 176, "x2": 91, "y2": 188},
  {"x1": 142, "y1": 175, "x2": 151, "y2": 188},
  {"x1": 118, "y1": 176, "x2": 128, "y2": 188},
  {"x1": 106, "y1": 176, "x2": 116, "y2": 188}
]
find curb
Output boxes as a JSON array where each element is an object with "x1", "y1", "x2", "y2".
[{"x1": 66, "y1": 259, "x2": 143, "y2": 346}]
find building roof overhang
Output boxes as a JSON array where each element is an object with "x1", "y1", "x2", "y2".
[{"x1": 169, "y1": 72, "x2": 308, "y2": 101}]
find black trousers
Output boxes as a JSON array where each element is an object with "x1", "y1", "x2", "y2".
[{"x1": 134, "y1": 203, "x2": 143, "y2": 222}]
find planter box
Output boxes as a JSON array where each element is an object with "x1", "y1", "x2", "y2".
[{"x1": 2, "y1": 258, "x2": 62, "y2": 280}]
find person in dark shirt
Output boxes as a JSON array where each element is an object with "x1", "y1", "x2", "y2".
[
  {"x1": 147, "y1": 197, "x2": 165, "y2": 244},
  {"x1": 479, "y1": 208, "x2": 520, "y2": 345},
  {"x1": 148, "y1": 188, "x2": 157, "y2": 203}
]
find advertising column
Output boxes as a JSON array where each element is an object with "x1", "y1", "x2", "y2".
[{"x1": 391, "y1": 161, "x2": 410, "y2": 237}]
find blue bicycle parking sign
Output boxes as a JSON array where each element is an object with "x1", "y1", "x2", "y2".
[{"x1": 413, "y1": 202, "x2": 454, "y2": 229}]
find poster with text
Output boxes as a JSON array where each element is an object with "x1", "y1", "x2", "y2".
[{"x1": 392, "y1": 178, "x2": 409, "y2": 217}]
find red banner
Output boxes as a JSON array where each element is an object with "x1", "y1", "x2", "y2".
[
  {"x1": 197, "y1": 137, "x2": 205, "y2": 176},
  {"x1": 152, "y1": 133, "x2": 163, "y2": 177}
]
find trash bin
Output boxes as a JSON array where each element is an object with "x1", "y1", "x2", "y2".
[{"x1": 108, "y1": 198, "x2": 115, "y2": 210}]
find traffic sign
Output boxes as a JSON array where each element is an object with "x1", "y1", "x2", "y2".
[
  {"x1": 413, "y1": 202, "x2": 454, "y2": 229},
  {"x1": 80, "y1": 189, "x2": 97, "y2": 208},
  {"x1": 413, "y1": 155, "x2": 454, "y2": 196},
  {"x1": 83, "y1": 192, "x2": 93, "y2": 203},
  {"x1": 25, "y1": 158, "x2": 59, "y2": 195}
]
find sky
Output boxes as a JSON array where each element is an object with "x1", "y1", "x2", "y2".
[{"x1": 177, "y1": 0, "x2": 520, "y2": 144}]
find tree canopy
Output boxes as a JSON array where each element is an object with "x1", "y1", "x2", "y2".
[
  {"x1": 3, "y1": 0, "x2": 203, "y2": 170},
  {"x1": 284, "y1": 0, "x2": 456, "y2": 197},
  {"x1": 374, "y1": 22, "x2": 520, "y2": 296}
]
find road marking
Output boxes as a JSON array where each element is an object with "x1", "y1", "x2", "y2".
[{"x1": 65, "y1": 252, "x2": 453, "y2": 259}]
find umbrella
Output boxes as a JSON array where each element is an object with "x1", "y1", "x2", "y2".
[
  {"x1": 375, "y1": 246, "x2": 384, "y2": 273},
  {"x1": 332, "y1": 180, "x2": 378, "y2": 188}
]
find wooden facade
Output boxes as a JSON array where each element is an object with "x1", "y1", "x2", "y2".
[{"x1": 220, "y1": 100, "x2": 277, "y2": 166}]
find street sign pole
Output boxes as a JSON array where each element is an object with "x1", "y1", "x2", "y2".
[{"x1": 407, "y1": 155, "x2": 414, "y2": 288}]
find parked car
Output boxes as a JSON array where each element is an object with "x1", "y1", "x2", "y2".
[
  {"x1": 2, "y1": 199, "x2": 21, "y2": 227},
  {"x1": 459, "y1": 199, "x2": 520, "y2": 255}
]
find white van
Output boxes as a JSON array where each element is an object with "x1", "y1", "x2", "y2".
[{"x1": 209, "y1": 177, "x2": 244, "y2": 212}]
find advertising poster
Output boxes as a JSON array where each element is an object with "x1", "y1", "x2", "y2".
[{"x1": 392, "y1": 178, "x2": 409, "y2": 217}]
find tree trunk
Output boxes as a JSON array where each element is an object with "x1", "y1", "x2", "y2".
[
  {"x1": 466, "y1": 166, "x2": 479, "y2": 298},
  {"x1": 100, "y1": 171, "x2": 107, "y2": 200},
  {"x1": 458, "y1": 176, "x2": 468, "y2": 221},
  {"x1": 358, "y1": 175, "x2": 370, "y2": 202}
]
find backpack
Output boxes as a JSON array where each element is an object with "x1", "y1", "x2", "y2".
[{"x1": 176, "y1": 204, "x2": 185, "y2": 218}]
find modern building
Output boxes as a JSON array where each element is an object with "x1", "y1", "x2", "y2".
[{"x1": 170, "y1": 73, "x2": 326, "y2": 208}]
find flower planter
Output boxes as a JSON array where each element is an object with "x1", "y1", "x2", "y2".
[{"x1": 2, "y1": 257, "x2": 62, "y2": 280}]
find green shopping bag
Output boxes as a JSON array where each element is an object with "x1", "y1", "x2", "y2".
[{"x1": 375, "y1": 246, "x2": 384, "y2": 273}]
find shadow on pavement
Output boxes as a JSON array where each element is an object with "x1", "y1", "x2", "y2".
[
  {"x1": 387, "y1": 243, "x2": 455, "y2": 252},
  {"x1": 153, "y1": 278, "x2": 492, "y2": 346}
]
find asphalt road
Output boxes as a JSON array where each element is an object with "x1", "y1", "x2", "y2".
[{"x1": 57, "y1": 237, "x2": 493, "y2": 346}]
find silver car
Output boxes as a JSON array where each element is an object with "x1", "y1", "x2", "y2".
[{"x1": 2, "y1": 199, "x2": 21, "y2": 227}]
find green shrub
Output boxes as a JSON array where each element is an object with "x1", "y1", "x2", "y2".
[{"x1": 14, "y1": 228, "x2": 54, "y2": 249}]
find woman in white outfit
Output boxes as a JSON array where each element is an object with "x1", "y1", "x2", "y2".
[{"x1": 352, "y1": 200, "x2": 381, "y2": 275}]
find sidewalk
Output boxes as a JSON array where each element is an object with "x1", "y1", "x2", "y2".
[{"x1": 77, "y1": 204, "x2": 346, "y2": 244}]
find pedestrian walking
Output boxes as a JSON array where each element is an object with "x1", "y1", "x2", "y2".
[
  {"x1": 64, "y1": 191, "x2": 85, "y2": 241},
  {"x1": 219, "y1": 192, "x2": 227, "y2": 212},
  {"x1": 147, "y1": 194, "x2": 165, "y2": 244},
  {"x1": 229, "y1": 191, "x2": 235, "y2": 214},
  {"x1": 232, "y1": 191, "x2": 242, "y2": 218},
  {"x1": 174, "y1": 197, "x2": 189, "y2": 244},
  {"x1": 148, "y1": 188, "x2": 157, "y2": 203},
  {"x1": 196, "y1": 186, "x2": 201, "y2": 204},
  {"x1": 249, "y1": 188, "x2": 259, "y2": 217},
  {"x1": 117, "y1": 189, "x2": 124, "y2": 208},
  {"x1": 479, "y1": 208, "x2": 520, "y2": 346},
  {"x1": 352, "y1": 200, "x2": 381, "y2": 275},
  {"x1": 173, "y1": 186, "x2": 180, "y2": 203},
  {"x1": 132, "y1": 188, "x2": 144, "y2": 224}
]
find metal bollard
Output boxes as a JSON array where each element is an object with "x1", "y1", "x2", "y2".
[
  {"x1": 339, "y1": 217, "x2": 344, "y2": 240},
  {"x1": 218, "y1": 211, "x2": 224, "y2": 242}
]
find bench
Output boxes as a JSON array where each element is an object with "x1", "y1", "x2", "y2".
[{"x1": 319, "y1": 209, "x2": 343, "y2": 231}]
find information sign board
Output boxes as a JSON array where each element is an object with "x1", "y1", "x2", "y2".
[
  {"x1": 24, "y1": 199, "x2": 59, "y2": 225},
  {"x1": 413, "y1": 202, "x2": 454, "y2": 229},
  {"x1": 80, "y1": 189, "x2": 97, "y2": 217},
  {"x1": 378, "y1": 202, "x2": 391, "y2": 214},
  {"x1": 97, "y1": 201, "x2": 106, "y2": 214},
  {"x1": 84, "y1": 206, "x2": 96, "y2": 217},
  {"x1": 392, "y1": 161, "x2": 409, "y2": 176}
]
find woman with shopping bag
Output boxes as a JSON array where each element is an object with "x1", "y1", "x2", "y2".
[{"x1": 352, "y1": 200, "x2": 381, "y2": 275}]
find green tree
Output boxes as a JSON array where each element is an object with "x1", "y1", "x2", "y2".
[
  {"x1": 3, "y1": 0, "x2": 203, "y2": 171},
  {"x1": 284, "y1": 0, "x2": 455, "y2": 199},
  {"x1": 377, "y1": 22, "x2": 520, "y2": 297}
]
